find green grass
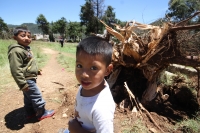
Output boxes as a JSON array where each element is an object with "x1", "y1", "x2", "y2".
[
  {"x1": 0, "y1": 39, "x2": 18, "y2": 92},
  {"x1": 0, "y1": 39, "x2": 15, "y2": 66},
  {"x1": 174, "y1": 114, "x2": 200, "y2": 132},
  {"x1": 34, "y1": 40, "x2": 77, "y2": 54},
  {"x1": 57, "y1": 53, "x2": 76, "y2": 72},
  {"x1": 121, "y1": 118, "x2": 149, "y2": 133}
]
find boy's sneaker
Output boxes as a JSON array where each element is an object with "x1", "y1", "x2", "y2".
[{"x1": 36, "y1": 109, "x2": 55, "y2": 121}]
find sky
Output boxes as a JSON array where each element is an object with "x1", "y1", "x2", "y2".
[{"x1": 0, "y1": 0, "x2": 169, "y2": 25}]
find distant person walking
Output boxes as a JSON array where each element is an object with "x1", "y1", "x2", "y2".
[{"x1": 60, "y1": 38, "x2": 64, "y2": 47}]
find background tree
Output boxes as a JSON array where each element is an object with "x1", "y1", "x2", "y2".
[
  {"x1": 102, "y1": 6, "x2": 116, "y2": 28},
  {"x1": 80, "y1": 0, "x2": 96, "y2": 35},
  {"x1": 67, "y1": 22, "x2": 83, "y2": 42},
  {"x1": 36, "y1": 14, "x2": 49, "y2": 35},
  {"x1": 166, "y1": 0, "x2": 200, "y2": 22},
  {"x1": 166, "y1": 0, "x2": 200, "y2": 54},
  {"x1": 91, "y1": 0, "x2": 105, "y2": 33},
  {"x1": 52, "y1": 17, "x2": 67, "y2": 37},
  {"x1": 49, "y1": 21, "x2": 55, "y2": 42},
  {"x1": 0, "y1": 17, "x2": 10, "y2": 39}
]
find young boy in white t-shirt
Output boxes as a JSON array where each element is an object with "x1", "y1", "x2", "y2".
[{"x1": 61, "y1": 36, "x2": 115, "y2": 133}]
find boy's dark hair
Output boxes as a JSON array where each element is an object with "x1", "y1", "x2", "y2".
[
  {"x1": 76, "y1": 36, "x2": 113, "y2": 66},
  {"x1": 13, "y1": 27, "x2": 31, "y2": 36}
]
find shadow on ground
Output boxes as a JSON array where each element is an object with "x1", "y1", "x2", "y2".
[{"x1": 4, "y1": 107, "x2": 38, "y2": 130}]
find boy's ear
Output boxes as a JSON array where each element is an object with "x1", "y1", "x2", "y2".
[{"x1": 105, "y1": 64, "x2": 113, "y2": 76}]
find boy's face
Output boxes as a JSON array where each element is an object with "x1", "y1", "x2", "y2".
[
  {"x1": 13, "y1": 31, "x2": 32, "y2": 46},
  {"x1": 75, "y1": 51, "x2": 113, "y2": 94}
]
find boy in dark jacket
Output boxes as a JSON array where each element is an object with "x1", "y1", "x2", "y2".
[{"x1": 8, "y1": 27, "x2": 55, "y2": 121}]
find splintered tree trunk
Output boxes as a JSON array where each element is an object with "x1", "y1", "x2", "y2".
[{"x1": 98, "y1": 12, "x2": 200, "y2": 109}]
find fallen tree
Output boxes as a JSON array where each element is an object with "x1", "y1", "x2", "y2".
[{"x1": 94, "y1": 11, "x2": 200, "y2": 114}]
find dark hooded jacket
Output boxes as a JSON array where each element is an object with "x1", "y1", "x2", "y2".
[{"x1": 8, "y1": 44, "x2": 38, "y2": 90}]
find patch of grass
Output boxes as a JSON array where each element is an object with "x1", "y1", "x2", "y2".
[
  {"x1": 31, "y1": 45, "x2": 49, "y2": 69},
  {"x1": 57, "y1": 53, "x2": 75, "y2": 72},
  {"x1": 0, "y1": 63, "x2": 18, "y2": 93},
  {"x1": 0, "y1": 39, "x2": 15, "y2": 66},
  {"x1": 174, "y1": 115, "x2": 200, "y2": 133},
  {"x1": 0, "y1": 39, "x2": 18, "y2": 93},
  {"x1": 33, "y1": 40, "x2": 77, "y2": 54},
  {"x1": 158, "y1": 70, "x2": 173, "y2": 86},
  {"x1": 121, "y1": 118, "x2": 149, "y2": 133}
]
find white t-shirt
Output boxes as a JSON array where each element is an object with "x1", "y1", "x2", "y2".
[{"x1": 75, "y1": 80, "x2": 115, "y2": 133}]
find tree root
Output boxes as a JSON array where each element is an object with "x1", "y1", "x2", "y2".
[{"x1": 124, "y1": 82, "x2": 165, "y2": 133}]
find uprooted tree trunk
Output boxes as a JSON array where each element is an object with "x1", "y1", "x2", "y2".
[{"x1": 95, "y1": 11, "x2": 200, "y2": 111}]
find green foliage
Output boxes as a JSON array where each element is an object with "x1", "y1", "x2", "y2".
[
  {"x1": 116, "y1": 20, "x2": 127, "y2": 27},
  {"x1": 52, "y1": 17, "x2": 67, "y2": 36},
  {"x1": 36, "y1": 14, "x2": 49, "y2": 35},
  {"x1": 167, "y1": 0, "x2": 200, "y2": 21},
  {"x1": 0, "y1": 17, "x2": 10, "y2": 39},
  {"x1": 80, "y1": 0, "x2": 117, "y2": 35},
  {"x1": 67, "y1": 22, "x2": 83, "y2": 42},
  {"x1": 102, "y1": 6, "x2": 116, "y2": 28},
  {"x1": 0, "y1": 17, "x2": 9, "y2": 32},
  {"x1": 49, "y1": 32, "x2": 55, "y2": 42},
  {"x1": 91, "y1": 0, "x2": 105, "y2": 33},
  {"x1": 80, "y1": 0, "x2": 96, "y2": 35}
]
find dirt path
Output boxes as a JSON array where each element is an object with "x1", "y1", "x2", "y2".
[
  {"x1": 0, "y1": 47, "x2": 180, "y2": 133},
  {"x1": 0, "y1": 48, "x2": 77, "y2": 133}
]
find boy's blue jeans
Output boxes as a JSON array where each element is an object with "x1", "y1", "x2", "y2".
[{"x1": 23, "y1": 79, "x2": 46, "y2": 114}]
